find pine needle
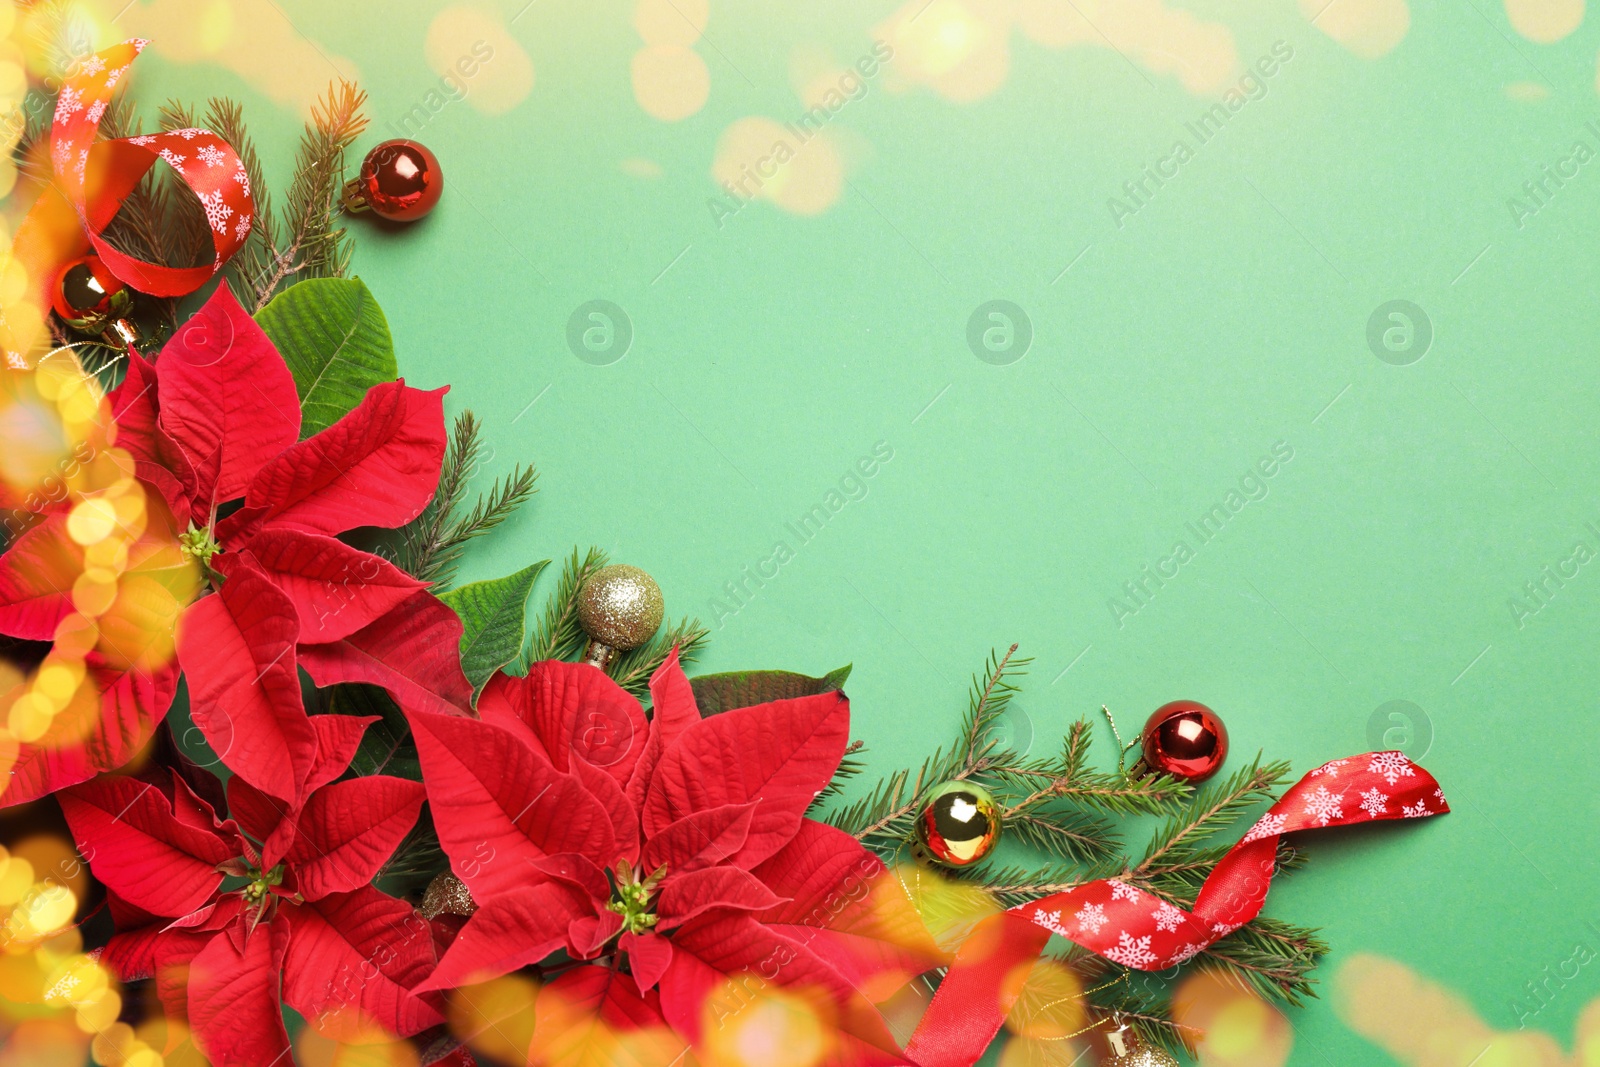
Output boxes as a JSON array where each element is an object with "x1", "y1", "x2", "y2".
[
  {"x1": 608, "y1": 618, "x2": 709, "y2": 698},
  {"x1": 523, "y1": 547, "x2": 610, "y2": 666},
  {"x1": 397, "y1": 411, "x2": 538, "y2": 589},
  {"x1": 243, "y1": 80, "x2": 367, "y2": 309},
  {"x1": 1136, "y1": 757, "x2": 1290, "y2": 876}
]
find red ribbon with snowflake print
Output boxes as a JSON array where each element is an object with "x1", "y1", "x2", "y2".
[
  {"x1": 902, "y1": 751, "x2": 1448, "y2": 1067},
  {"x1": 7, "y1": 39, "x2": 256, "y2": 357}
]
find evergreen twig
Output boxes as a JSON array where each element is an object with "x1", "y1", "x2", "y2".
[
  {"x1": 244, "y1": 81, "x2": 367, "y2": 310},
  {"x1": 609, "y1": 618, "x2": 710, "y2": 698},
  {"x1": 397, "y1": 411, "x2": 537, "y2": 589},
  {"x1": 523, "y1": 547, "x2": 610, "y2": 666}
]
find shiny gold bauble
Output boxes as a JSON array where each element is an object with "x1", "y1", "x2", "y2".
[
  {"x1": 913, "y1": 780, "x2": 1001, "y2": 867},
  {"x1": 577, "y1": 565, "x2": 665, "y2": 650},
  {"x1": 1103, "y1": 1027, "x2": 1180, "y2": 1067},
  {"x1": 420, "y1": 872, "x2": 477, "y2": 919}
]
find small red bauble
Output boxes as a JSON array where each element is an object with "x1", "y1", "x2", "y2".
[
  {"x1": 51, "y1": 254, "x2": 127, "y2": 323},
  {"x1": 341, "y1": 140, "x2": 443, "y2": 222},
  {"x1": 1140, "y1": 700, "x2": 1228, "y2": 782}
]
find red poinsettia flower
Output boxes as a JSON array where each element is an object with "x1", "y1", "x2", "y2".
[
  {"x1": 58, "y1": 713, "x2": 442, "y2": 1065},
  {"x1": 407, "y1": 650, "x2": 938, "y2": 1065},
  {"x1": 0, "y1": 284, "x2": 455, "y2": 806}
]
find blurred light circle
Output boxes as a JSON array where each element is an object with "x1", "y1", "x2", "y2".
[{"x1": 68, "y1": 498, "x2": 118, "y2": 545}]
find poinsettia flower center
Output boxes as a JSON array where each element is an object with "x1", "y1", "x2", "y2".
[
  {"x1": 178, "y1": 522, "x2": 223, "y2": 569},
  {"x1": 606, "y1": 879, "x2": 658, "y2": 934},
  {"x1": 239, "y1": 861, "x2": 285, "y2": 905},
  {"x1": 605, "y1": 859, "x2": 668, "y2": 936}
]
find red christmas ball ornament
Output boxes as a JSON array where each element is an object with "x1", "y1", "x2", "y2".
[
  {"x1": 341, "y1": 140, "x2": 443, "y2": 222},
  {"x1": 1140, "y1": 700, "x2": 1228, "y2": 782},
  {"x1": 51, "y1": 254, "x2": 128, "y2": 323},
  {"x1": 50, "y1": 254, "x2": 139, "y2": 345}
]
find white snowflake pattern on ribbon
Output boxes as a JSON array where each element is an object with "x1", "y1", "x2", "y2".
[
  {"x1": 196, "y1": 144, "x2": 228, "y2": 168},
  {"x1": 1108, "y1": 880, "x2": 1139, "y2": 902},
  {"x1": 85, "y1": 100, "x2": 107, "y2": 126},
  {"x1": 1242, "y1": 812, "x2": 1286, "y2": 843},
  {"x1": 5, "y1": 351, "x2": 28, "y2": 370},
  {"x1": 128, "y1": 135, "x2": 156, "y2": 146},
  {"x1": 198, "y1": 189, "x2": 233, "y2": 233},
  {"x1": 158, "y1": 148, "x2": 186, "y2": 171},
  {"x1": 234, "y1": 214, "x2": 252, "y2": 242},
  {"x1": 234, "y1": 163, "x2": 252, "y2": 196},
  {"x1": 54, "y1": 86, "x2": 83, "y2": 123},
  {"x1": 175, "y1": 127, "x2": 203, "y2": 141},
  {"x1": 1103, "y1": 931, "x2": 1156, "y2": 968},
  {"x1": 1033, "y1": 909, "x2": 1071, "y2": 937},
  {"x1": 1152, "y1": 902, "x2": 1183, "y2": 933},
  {"x1": 1076, "y1": 902, "x2": 1108, "y2": 934},
  {"x1": 105, "y1": 66, "x2": 128, "y2": 88},
  {"x1": 1303, "y1": 786, "x2": 1343, "y2": 826},
  {"x1": 42, "y1": 972, "x2": 79, "y2": 1003},
  {"x1": 1310, "y1": 758, "x2": 1348, "y2": 777},
  {"x1": 1211, "y1": 920, "x2": 1241, "y2": 937},
  {"x1": 1402, "y1": 800, "x2": 1429, "y2": 818},
  {"x1": 1359, "y1": 788, "x2": 1388, "y2": 819},
  {"x1": 77, "y1": 55, "x2": 105, "y2": 77},
  {"x1": 1368, "y1": 751, "x2": 1414, "y2": 786},
  {"x1": 1169, "y1": 943, "x2": 1202, "y2": 964}
]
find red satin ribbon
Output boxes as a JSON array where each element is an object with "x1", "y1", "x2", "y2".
[
  {"x1": 903, "y1": 751, "x2": 1448, "y2": 1066},
  {"x1": 5, "y1": 39, "x2": 256, "y2": 364}
]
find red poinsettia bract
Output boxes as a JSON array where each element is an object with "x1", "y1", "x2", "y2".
[
  {"x1": 59, "y1": 713, "x2": 442, "y2": 1065},
  {"x1": 409, "y1": 651, "x2": 938, "y2": 1065},
  {"x1": 0, "y1": 284, "x2": 464, "y2": 806}
]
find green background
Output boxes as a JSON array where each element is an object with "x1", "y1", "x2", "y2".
[{"x1": 123, "y1": 0, "x2": 1600, "y2": 1062}]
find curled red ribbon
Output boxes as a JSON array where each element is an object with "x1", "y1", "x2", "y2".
[
  {"x1": 903, "y1": 751, "x2": 1448, "y2": 1066},
  {"x1": 6, "y1": 39, "x2": 256, "y2": 361}
]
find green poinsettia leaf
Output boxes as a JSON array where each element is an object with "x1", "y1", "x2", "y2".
[
  {"x1": 440, "y1": 562, "x2": 548, "y2": 698},
  {"x1": 688, "y1": 665, "x2": 851, "y2": 717},
  {"x1": 333, "y1": 683, "x2": 421, "y2": 780},
  {"x1": 256, "y1": 277, "x2": 397, "y2": 438}
]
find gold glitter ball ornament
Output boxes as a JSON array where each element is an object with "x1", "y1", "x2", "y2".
[
  {"x1": 577, "y1": 565, "x2": 664, "y2": 667},
  {"x1": 420, "y1": 872, "x2": 477, "y2": 919},
  {"x1": 1102, "y1": 1026, "x2": 1179, "y2": 1067},
  {"x1": 912, "y1": 780, "x2": 1001, "y2": 868}
]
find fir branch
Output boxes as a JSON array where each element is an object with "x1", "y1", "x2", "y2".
[
  {"x1": 1005, "y1": 809, "x2": 1120, "y2": 866},
  {"x1": 1136, "y1": 757, "x2": 1290, "y2": 876},
  {"x1": 957, "y1": 864, "x2": 1086, "y2": 909},
  {"x1": 994, "y1": 722, "x2": 1190, "y2": 820},
  {"x1": 438, "y1": 462, "x2": 538, "y2": 577},
  {"x1": 960, "y1": 643, "x2": 1027, "y2": 763},
  {"x1": 608, "y1": 617, "x2": 709, "y2": 698},
  {"x1": 399, "y1": 411, "x2": 480, "y2": 579},
  {"x1": 523, "y1": 547, "x2": 610, "y2": 665},
  {"x1": 1194, "y1": 916, "x2": 1326, "y2": 1006},
  {"x1": 812, "y1": 743, "x2": 866, "y2": 808},
  {"x1": 829, "y1": 647, "x2": 1027, "y2": 850},
  {"x1": 246, "y1": 81, "x2": 367, "y2": 310},
  {"x1": 396, "y1": 411, "x2": 537, "y2": 589},
  {"x1": 205, "y1": 97, "x2": 277, "y2": 299}
]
